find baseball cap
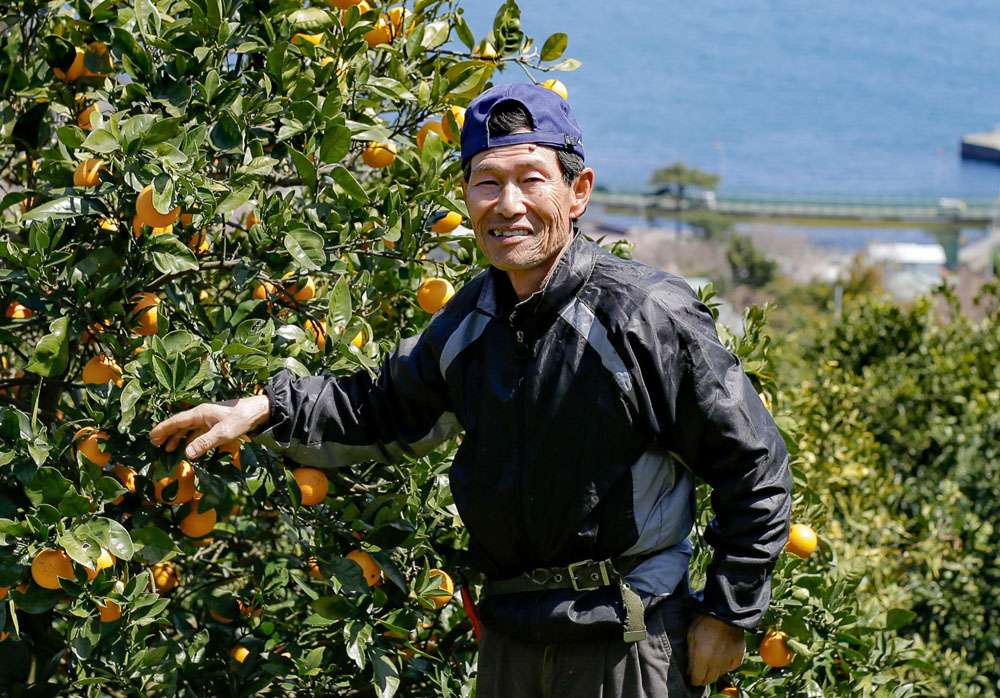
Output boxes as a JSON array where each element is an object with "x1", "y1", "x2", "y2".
[{"x1": 460, "y1": 83, "x2": 585, "y2": 166}]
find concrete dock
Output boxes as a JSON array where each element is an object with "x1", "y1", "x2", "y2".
[{"x1": 961, "y1": 130, "x2": 1000, "y2": 164}]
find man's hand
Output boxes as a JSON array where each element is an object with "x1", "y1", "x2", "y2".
[
  {"x1": 149, "y1": 395, "x2": 271, "y2": 459},
  {"x1": 686, "y1": 613, "x2": 745, "y2": 686}
]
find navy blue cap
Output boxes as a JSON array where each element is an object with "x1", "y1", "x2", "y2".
[{"x1": 460, "y1": 83, "x2": 584, "y2": 166}]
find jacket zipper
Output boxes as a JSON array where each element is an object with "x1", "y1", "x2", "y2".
[{"x1": 510, "y1": 310, "x2": 531, "y2": 565}]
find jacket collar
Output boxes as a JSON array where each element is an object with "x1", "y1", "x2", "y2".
[{"x1": 476, "y1": 231, "x2": 596, "y2": 322}]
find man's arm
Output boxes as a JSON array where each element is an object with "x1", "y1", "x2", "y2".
[{"x1": 150, "y1": 329, "x2": 457, "y2": 466}]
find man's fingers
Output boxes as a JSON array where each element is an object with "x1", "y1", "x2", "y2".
[
  {"x1": 728, "y1": 653, "x2": 744, "y2": 672},
  {"x1": 184, "y1": 423, "x2": 234, "y2": 459},
  {"x1": 150, "y1": 406, "x2": 211, "y2": 444}
]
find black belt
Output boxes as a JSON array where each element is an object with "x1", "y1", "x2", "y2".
[{"x1": 483, "y1": 557, "x2": 648, "y2": 643}]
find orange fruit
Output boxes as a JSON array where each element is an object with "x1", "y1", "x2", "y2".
[
  {"x1": 154, "y1": 460, "x2": 196, "y2": 504},
  {"x1": 331, "y1": 0, "x2": 363, "y2": 8},
  {"x1": 81, "y1": 321, "x2": 106, "y2": 344},
  {"x1": 111, "y1": 465, "x2": 137, "y2": 493},
  {"x1": 291, "y1": 32, "x2": 323, "y2": 46},
  {"x1": 131, "y1": 215, "x2": 173, "y2": 238},
  {"x1": 218, "y1": 439, "x2": 244, "y2": 470},
  {"x1": 425, "y1": 569, "x2": 454, "y2": 609},
  {"x1": 82, "y1": 41, "x2": 113, "y2": 77},
  {"x1": 362, "y1": 142, "x2": 397, "y2": 169},
  {"x1": 73, "y1": 427, "x2": 111, "y2": 467},
  {"x1": 97, "y1": 597, "x2": 122, "y2": 622},
  {"x1": 541, "y1": 78, "x2": 569, "y2": 100},
  {"x1": 785, "y1": 523, "x2": 818, "y2": 559},
  {"x1": 129, "y1": 293, "x2": 161, "y2": 336},
  {"x1": 341, "y1": 0, "x2": 371, "y2": 22},
  {"x1": 85, "y1": 547, "x2": 115, "y2": 582},
  {"x1": 387, "y1": 6, "x2": 411, "y2": 37},
  {"x1": 474, "y1": 40, "x2": 497, "y2": 60},
  {"x1": 441, "y1": 106, "x2": 466, "y2": 143},
  {"x1": 281, "y1": 273, "x2": 316, "y2": 301},
  {"x1": 253, "y1": 280, "x2": 275, "y2": 301},
  {"x1": 0, "y1": 586, "x2": 9, "y2": 600},
  {"x1": 31, "y1": 549, "x2": 75, "y2": 590},
  {"x1": 346, "y1": 550, "x2": 383, "y2": 587},
  {"x1": 209, "y1": 596, "x2": 240, "y2": 623},
  {"x1": 77, "y1": 103, "x2": 99, "y2": 130},
  {"x1": 135, "y1": 185, "x2": 180, "y2": 228},
  {"x1": 416, "y1": 121, "x2": 444, "y2": 150},
  {"x1": 431, "y1": 211, "x2": 462, "y2": 234},
  {"x1": 304, "y1": 318, "x2": 327, "y2": 350},
  {"x1": 230, "y1": 645, "x2": 250, "y2": 663},
  {"x1": 720, "y1": 688, "x2": 739, "y2": 698},
  {"x1": 82, "y1": 354, "x2": 123, "y2": 387},
  {"x1": 307, "y1": 556, "x2": 323, "y2": 579},
  {"x1": 0, "y1": 632, "x2": 8, "y2": 642},
  {"x1": 292, "y1": 467, "x2": 329, "y2": 506},
  {"x1": 759, "y1": 630, "x2": 793, "y2": 668},
  {"x1": 179, "y1": 500, "x2": 217, "y2": 538},
  {"x1": 187, "y1": 231, "x2": 210, "y2": 254},
  {"x1": 5, "y1": 302, "x2": 32, "y2": 319},
  {"x1": 417, "y1": 278, "x2": 455, "y2": 313},
  {"x1": 238, "y1": 599, "x2": 263, "y2": 618},
  {"x1": 73, "y1": 158, "x2": 105, "y2": 187},
  {"x1": 350, "y1": 330, "x2": 366, "y2": 349},
  {"x1": 54, "y1": 46, "x2": 86, "y2": 81},
  {"x1": 150, "y1": 561, "x2": 180, "y2": 594}
]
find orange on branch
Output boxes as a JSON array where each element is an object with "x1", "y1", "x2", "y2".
[
  {"x1": 230, "y1": 645, "x2": 250, "y2": 663},
  {"x1": 417, "y1": 278, "x2": 455, "y2": 313},
  {"x1": 416, "y1": 121, "x2": 444, "y2": 150},
  {"x1": 77, "y1": 103, "x2": 99, "y2": 130},
  {"x1": 97, "y1": 597, "x2": 122, "y2": 623},
  {"x1": 431, "y1": 211, "x2": 463, "y2": 234},
  {"x1": 150, "y1": 561, "x2": 180, "y2": 594},
  {"x1": 291, "y1": 32, "x2": 324, "y2": 46},
  {"x1": 129, "y1": 293, "x2": 161, "y2": 336},
  {"x1": 85, "y1": 547, "x2": 115, "y2": 582},
  {"x1": 187, "y1": 231, "x2": 210, "y2": 254},
  {"x1": 759, "y1": 630, "x2": 794, "y2": 668},
  {"x1": 785, "y1": 523, "x2": 818, "y2": 559},
  {"x1": 441, "y1": 106, "x2": 466, "y2": 143},
  {"x1": 362, "y1": 142, "x2": 397, "y2": 169},
  {"x1": 281, "y1": 273, "x2": 316, "y2": 301},
  {"x1": 154, "y1": 460, "x2": 196, "y2": 504},
  {"x1": 135, "y1": 185, "x2": 180, "y2": 229},
  {"x1": 73, "y1": 158, "x2": 105, "y2": 187},
  {"x1": 179, "y1": 499, "x2": 217, "y2": 538},
  {"x1": 73, "y1": 427, "x2": 111, "y2": 467},
  {"x1": 82, "y1": 354, "x2": 123, "y2": 387},
  {"x1": 292, "y1": 467, "x2": 329, "y2": 506},
  {"x1": 31, "y1": 549, "x2": 75, "y2": 590},
  {"x1": 218, "y1": 438, "x2": 245, "y2": 470},
  {"x1": 541, "y1": 78, "x2": 569, "y2": 100},
  {"x1": 5, "y1": 302, "x2": 32, "y2": 319},
  {"x1": 304, "y1": 318, "x2": 327, "y2": 350},
  {"x1": 346, "y1": 550, "x2": 383, "y2": 587},
  {"x1": 425, "y1": 569, "x2": 455, "y2": 609}
]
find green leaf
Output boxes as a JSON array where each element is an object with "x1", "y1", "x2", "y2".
[
  {"x1": 142, "y1": 117, "x2": 185, "y2": 146},
  {"x1": 24, "y1": 466, "x2": 73, "y2": 508},
  {"x1": 328, "y1": 276, "x2": 352, "y2": 331},
  {"x1": 210, "y1": 112, "x2": 243, "y2": 153},
  {"x1": 550, "y1": 57, "x2": 582, "y2": 72},
  {"x1": 540, "y1": 32, "x2": 568, "y2": 61},
  {"x1": 330, "y1": 166, "x2": 369, "y2": 203},
  {"x1": 421, "y1": 20, "x2": 450, "y2": 50},
  {"x1": 284, "y1": 228, "x2": 326, "y2": 271},
  {"x1": 885, "y1": 608, "x2": 917, "y2": 631},
  {"x1": 217, "y1": 186, "x2": 255, "y2": 217},
  {"x1": 135, "y1": 0, "x2": 162, "y2": 36},
  {"x1": 236, "y1": 156, "x2": 278, "y2": 178},
  {"x1": 148, "y1": 235, "x2": 199, "y2": 275},
  {"x1": 81, "y1": 128, "x2": 119, "y2": 154},
  {"x1": 56, "y1": 126, "x2": 87, "y2": 149},
  {"x1": 453, "y1": 15, "x2": 474, "y2": 49},
  {"x1": 26, "y1": 317, "x2": 70, "y2": 377},
  {"x1": 288, "y1": 7, "x2": 336, "y2": 30},
  {"x1": 77, "y1": 517, "x2": 135, "y2": 561},
  {"x1": 372, "y1": 650, "x2": 400, "y2": 698},
  {"x1": 320, "y1": 124, "x2": 352, "y2": 164},
  {"x1": 289, "y1": 147, "x2": 317, "y2": 194},
  {"x1": 310, "y1": 595, "x2": 357, "y2": 621},
  {"x1": 22, "y1": 197, "x2": 106, "y2": 222},
  {"x1": 131, "y1": 526, "x2": 181, "y2": 564}
]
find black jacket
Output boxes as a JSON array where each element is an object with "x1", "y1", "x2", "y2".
[{"x1": 255, "y1": 234, "x2": 791, "y2": 638}]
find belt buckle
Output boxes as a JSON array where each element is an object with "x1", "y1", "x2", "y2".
[{"x1": 567, "y1": 559, "x2": 610, "y2": 591}]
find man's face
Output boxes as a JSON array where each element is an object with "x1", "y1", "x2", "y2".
[{"x1": 463, "y1": 143, "x2": 592, "y2": 280}]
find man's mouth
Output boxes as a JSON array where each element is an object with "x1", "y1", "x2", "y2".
[{"x1": 489, "y1": 228, "x2": 533, "y2": 238}]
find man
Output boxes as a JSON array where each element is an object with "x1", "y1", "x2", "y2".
[{"x1": 150, "y1": 83, "x2": 791, "y2": 697}]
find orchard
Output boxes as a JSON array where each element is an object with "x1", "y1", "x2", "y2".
[{"x1": 0, "y1": 0, "x2": 986, "y2": 696}]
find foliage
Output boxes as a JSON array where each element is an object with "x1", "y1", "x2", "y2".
[
  {"x1": 685, "y1": 211, "x2": 734, "y2": 241},
  {"x1": 727, "y1": 233, "x2": 776, "y2": 288},
  {"x1": 0, "y1": 0, "x2": 579, "y2": 694},
  {"x1": 648, "y1": 159, "x2": 721, "y2": 195}
]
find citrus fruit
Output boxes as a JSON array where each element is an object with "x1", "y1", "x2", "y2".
[
  {"x1": 77, "y1": 103, "x2": 99, "y2": 129},
  {"x1": 0, "y1": 586, "x2": 9, "y2": 600},
  {"x1": 362, "y1": 142, "x2": 398, "y2": 169},
  {"x1": 341, "y1": 0, "x2": 371, "y2": 23},
  {"x1": 209, "y1": 596, "x2": 240, "y2": 623},
  {"x1": 307, "y1": 556, "x2": 324, "y2": 579},
  {"x1": 150, "y1": 561, "x2": 180, "y2": 594},
  {"x1": 387, "y1": 6, "x2": 411, "y2": 37},
  {"x1": 187, "y1": 231, "x2": 210, "y2": 254},
  {"x1": 346, "y1": 550, "x2": 383, "y2": 587},
  {"x1": 365, "y1": 18, "x2": 393, "y2": 48},
  {"x1": 720, "y1": 688, "x2": 739, "y2": 698},
  {"x1": 417, "y1": 278, "x2": 455, "y2": 313},
  {"x1": 31, "y1": 549, "x2": 75, "y2": 590},
  {"x1": 331, "y1": 0, "x2": 363, "y2": 8},
  {"x1": 244, "y1": 211, "x2": 259, "y2": 227},
  {"x1": 82, "y1": 41, "x2": 113, "y2": 77},
  {"x1": 82, "y1": 354, "x2": 123, "y2": 387},
  {"x1": 416, "y1": 120, "x2": 444, "y2": 149},
  {"x1": 81, "y1": 322, "x2": 107, "y2": 344},
  {"x1": 231, "y1": 645, "x2": 250, "y2": 663},
  {"x1": 154, "y1": 460, "x2": 196, "y2": 504},
  {"x1": 786, "y1": 523, "x2": 818, "y2": 559},
  {"x1": 304, "y1": 318, "x2": 327, "y2": 350},
  {"x1": 218, "y1": 439, "x2": 244, "y2": 470},
  {"x1": 431, "y1": 211, "x2": 463, "y2": 234},
  {"x1": 111, "y1": 465, "x2": 137, "y2": 493},
  {"x1": 97, "y1": 597, "x2": 122, "y2": 622},
  {"x1": 73, "y1": 158, "x2": 105, "y2": 187},
  {"x1": 135, "y1": 185, "x2": 181, "y2": 228},
  {"x1": 474, "y1": 40, "x2": 497, "y2": 60},
  {"x1": 253, "y1": 280, "x2": 275, "y2": 301},
  {"x1": 426, "y1": 569, "x2": 455, "y2": 609},
  {"x1": 73, "y1": 427, "x2": 111, "y2": 466},
  {"x1": 54, "y1": 46, "x2": 86, "y2": 81},
  {"x1": 5, "y1": 302, "x2": 32, "y2": 319},
  {"x1": 131, "y1": 215, "x2": 173, "y2": 238},
  {"x1": 292, "y1": 467, "x2": 329, "y2": 506},
  {"x1": 541, "y1": 78, "x2": 569, "y2": 99},
  {"x1": 350, "y1": 330, "x2": 366, "y2": 349},
  {"x1": 441, "y1": 106, "x2": 466, "y2": 143},
  {"x1": 129, "y1": 293, "x2": 161, "y2": 336},
  {"x1": 281, "y1": 273, "x2": 316, "y2": 301},
  {"x1": 179, "y1": 498, "x2": 217, "y2": 538},
  {"x1": 85, "y1": 547, "x2": 115, "y2": 582},
  {"x1": 0, "y1": 632, "x2": 8, "y2": 642},
  {"x1": 759, "y1": 630, "x2": 793, "y2": 668},
  {"x1": 291, "y1": 32, "x2": 323, "y2": 46}
]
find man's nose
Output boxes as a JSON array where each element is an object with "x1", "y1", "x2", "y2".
[{"x1": 495, "y1": 182, "x2": 527, "y2": 217}]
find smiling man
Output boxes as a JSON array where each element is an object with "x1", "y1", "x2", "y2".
[{"x1": 150, "y1": 83, "x2": 790, "y2": 698}]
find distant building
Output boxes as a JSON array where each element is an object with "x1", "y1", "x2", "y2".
[{"x1": 866, "y1": 242, "x2": 946, "y2": 300}]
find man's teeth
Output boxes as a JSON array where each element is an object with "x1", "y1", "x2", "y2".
[{"x1": 491, "y1": 229, "x2": 531, "y2": 237}]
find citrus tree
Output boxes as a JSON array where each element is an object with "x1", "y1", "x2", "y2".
[{"x1": 0, "y1": 0, "x2": 582, "y2": 694}]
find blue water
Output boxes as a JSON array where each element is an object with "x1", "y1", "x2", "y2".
[{"x1": 460, "y1": 1, "x2": 1000, "y2": 198}]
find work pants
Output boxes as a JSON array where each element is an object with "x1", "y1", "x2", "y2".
[{"x1": 476, "y1": 590, "x2": 706, "y2": 698}]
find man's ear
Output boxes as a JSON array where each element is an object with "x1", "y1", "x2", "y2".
[{"x1": 569, "y1": 167, "x2": 595, "y2": 220}]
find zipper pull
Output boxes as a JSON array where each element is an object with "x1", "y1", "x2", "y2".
[
  {"x1": 514, "y1": 329, "x2": 529, "y2": 358},
  {"x1": 516, "y1": 330, "x2": 524, "y2": 345}
]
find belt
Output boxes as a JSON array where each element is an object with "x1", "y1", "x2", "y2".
[{"x1": 483, "y1": 557, "x2": 648, "y2": 643}]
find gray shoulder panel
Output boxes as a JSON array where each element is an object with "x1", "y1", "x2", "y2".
[
  {"x1": 439, "y1": 311, "x2": 492, "y2": 378},
  {"x1": 557, "y1": 297, "x2": 637, "y2": 408}
]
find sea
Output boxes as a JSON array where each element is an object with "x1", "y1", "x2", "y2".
[{"x1": 459, "y1": 0, "x2": 1000, "y2": 250}]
